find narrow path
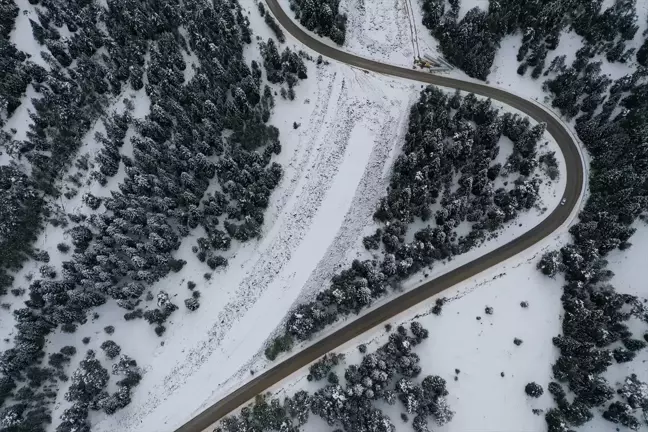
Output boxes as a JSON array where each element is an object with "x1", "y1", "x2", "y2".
[{"x1": 174, "y1": 3, "x2": 585, "y2": 431}]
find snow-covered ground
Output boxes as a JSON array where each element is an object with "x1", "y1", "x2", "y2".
[
  {"x1": 9, "y1": 1, "x2": 50, "y2": 69},
  {"x1": 275, "y1": 0, "x2": 441, "y2": 68},
  {"x1": 0, "y1": 0, "x2": 588, "y2": 431},
  {"x1": 192, "y1": 1, "x2": 648, "y2": 431},
  {"x1": 211, "y1": 230, "x2": 573, "y2": 432},
  {"x1": 489, "y1": 2, "x2": 648, "y2": 100},
  {"x1": 338, "y1": 0, "x2": 440, "y2": 67},
  {"x1": 87, "y1": 6, "x2": 569, "y2": 431},
  {"x1": 577, "y1": 221, "x2": 648, "y2": 432},
  {"x1": 457, "y1": 0, "x2": 488, "y2": 20},
  {"x1": 151, "y1": 34, "x2": 569, "y2": 432},
  {"x1": 82, "y1": 2, "x2": 426, "y2": 429}
]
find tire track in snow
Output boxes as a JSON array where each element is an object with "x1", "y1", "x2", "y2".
[
  {"x1": 209, "y1": 73, "x2": 417, "y2": 399},
  {"x1": 112, "y1": 68, "x2": 378, "y2": 431}
]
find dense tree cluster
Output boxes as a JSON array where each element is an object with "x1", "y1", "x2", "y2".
[
  {"x1": 0, "y1": 166, "x2": 43, "y2": 297},
  {"x1": 259, "y1": 38, "x2": 307, "y2": 100},
  {"x1": 267, "y1": 86, "x2": 548, "y2": 360},
  {"x1": 419, "y1": 0, "x2": 642, "y2": 80},
  {"x1": 288, "y1": 0, "x2": 347, "y2": 45},
  {"x1": 0, "y1": 0, "x2": 297, "y2": 428},
  {"x1": 307, "y1": 352, "x2": 345, "y2": 381},
  {"x1": 56, "y1": 352, "x2": 142, "y2": 431},
  {"x1": 531, "y1": 17, "x2": 648, "y2": 432},
  {"x1": 222, "y1": 322, "x2": 453, "y2": 432}
]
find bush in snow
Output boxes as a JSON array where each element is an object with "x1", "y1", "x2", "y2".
[
  {"x1": 184, "y1": 297, "x2": 200, "y2": 312},
  {"x1": 33, "y1": 250, "x2": 50, "y2": 262},
  {"x1": 100, "y1": 340, "x2": 121, "y2": 360},
  {"x1": 307, "y1": 353, "x2": 344, "y2": 381},
  {"x1": 613, "y1": 347, "x2": 636, "y2": 364},
  {"x1": 65, "y1": 351, "x2": 109, "y2": 406},
  {"x1": 525, "y1": 382, "x2": 544, "y2": 398},
  {"x1": 537, "y1": 251, "x2": 563, "y2": 277},
  {"x1": 603, "y1": 401, "x2": 640, "y2": 430},
  {"x1": 619, "y1": 374, "x2": 648, "y2": 411},
  {"x1": 82, "y1": 193, "x2": 103, "y2": 210},
  {"x1": 61, "y1": 323, "x2": 77, "y2": 333},
  {"x1": 60, "y1": 346, "x2": 77, "y2": 357},
  {"x1": 410, "y1": 321, "x2": 429, "y2": 342},
  {"x1": 38, "y1": 265, "x2": 56, "y2": 279}
]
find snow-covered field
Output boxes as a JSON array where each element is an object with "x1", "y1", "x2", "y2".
[
  {"x1": 213, "y1": 231, "x2": 573, "y2": 432},
  {"x1": 488, "y1": 2, "x2": 648, "y2": 100},
  {"x1": 276, "y1": 0, "x2": 441, "y2": 68},
  {"x1": 338, "y1": 0, "x2": 440, "y2": 67},
  {"x1": 88, "y1": 7, "x2": 568, "y2": 431},
  {"x1": 185, "y1": 2, "x2": 648, "y2": 432},
  {"x1": 216, "y1": 223, "x2": 648, "y2": 432},
  {"x1": 80, "y1": 2, "x2": 428, "y2": 429}
]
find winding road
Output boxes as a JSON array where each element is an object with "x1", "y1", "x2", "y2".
[{"x1": 175, "y1": 2, "x2": 584, "y2": 431}]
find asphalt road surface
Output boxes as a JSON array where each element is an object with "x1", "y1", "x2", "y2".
[{"x1": 175, "y1": 3, "x2": 584, "y2": 431}]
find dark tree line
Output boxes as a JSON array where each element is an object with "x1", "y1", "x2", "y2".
[
  {"x1": 420, "y1": 0, "x2": 642, "y2": 80},
  {"x1": 288, "y1": 0, "x2": 347, "y2": 45},
  {"x1": 266, "y1": 86, "x2": 550, "y2": 360},
  {"x1": 259, "y1": 38, "x2": 308, "y2": 100},
  {"x1": 0, "y1": 0, "x2": 301, "y2": 429},
  {"x1": 535, "y1": 33, "x2": 648, "y2": 432},
  {"x1": 56, "y1": 351, "x2": 141, "y2": 432},
  {"x1": 221, "y1": 322, "x2": 453, "y2": 432},
  {"x1": 258, "y1": 3, "x2": 285, "y2": 43}
]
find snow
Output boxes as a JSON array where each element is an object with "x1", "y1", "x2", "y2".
[
  {"x1": 489, "y1": 3, "x2": 648, "y2": 102},
  {"x1": 212, "y1": 230, "x2": 572, "y2": 432},
  {"x1": 9, "y1": 1, "x2": 50, "y2": 69},
  {"x1": 2, "y1": 84, "x2": 38, "y2": 144},
  {"x1": 457, "y1": 0, "x2": 489, "y2": 21},
  {"x1": 90, "y1": 60, "x2": 571, "y2": 432},
  {"x1": 1, "y1": 0, "x2": 52, "y2": 166},
  {"x1": 275, "y1": 0, "x2": 441, "y2": 68},
  {"x1": 338, "y1": 0, "x2": 440, "y2": 67},
  {"x1": 89, "y1": 62, "x2": 422, "y2": 432},
  {"x1": 0, "y1": 1, "x2": 589, "y2": 430},
  {"x1": 178, "y1": 27, "x2": 200, "y2": 83},
  {"x1": 576, "y1": 221, "x2": 648, "y2": 432},
  {"x1": 489, "y1": 31, "x2": 584, "y2": 103},
  {"x1": 76, "y1": 3, "x2": 425, "y2": 429},
  {"x1": 80, "y1": 2, "x2": 570, "y2": 429}
]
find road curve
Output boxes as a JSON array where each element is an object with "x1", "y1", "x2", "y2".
[{"x1": 175, "y1": 3, "x2": 584, "y2": 431}]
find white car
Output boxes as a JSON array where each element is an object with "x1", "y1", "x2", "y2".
[{"x1": 560, "y1": 198, "x2": 567, "y2": 206}]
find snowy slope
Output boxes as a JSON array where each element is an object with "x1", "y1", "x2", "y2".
[
  {"x1": 82, "y1": 2, "x2": 425, "y2": 429},
  {"x1": 208, "y1": 226, "x2": 573, "y2": 432},
  {"x1": 0, "y1": 0, "x2": 587, "y2": 430},
  {"x1": 88, "y1": 6, "x2": 570, "y2": 431},
  {"x1": 338, "y1": 0, "x2": 441, "y2": 67},
  {"x1": 276, "y1": 0, "x2": 441, "y2": 68}
]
